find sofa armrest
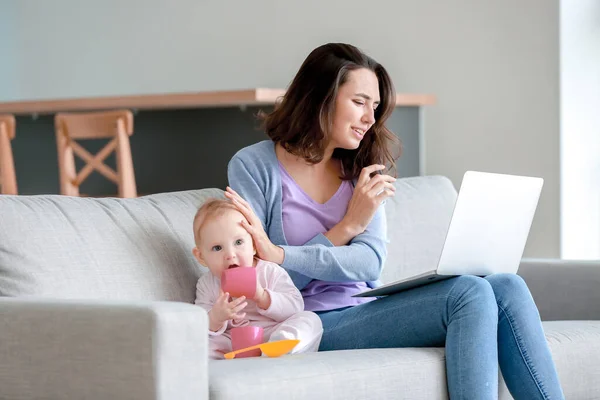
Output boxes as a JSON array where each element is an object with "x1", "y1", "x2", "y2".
[
  {"x1": 518, "y1": 258, "x2": 600, "y2": 321},
  {"x1": 0, "y1": 297, "x2": 208, "y2": 400}
]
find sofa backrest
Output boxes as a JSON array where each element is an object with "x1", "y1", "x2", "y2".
[
  {"x1": 381, "y1": 176, "x2": 457, "y2": 285},
  {"x1": 0, "y1": 189, "x2": 222, "y2": 302},
  {"x1": 0, "y1": 176, "x2": 458, "y2": 301}
]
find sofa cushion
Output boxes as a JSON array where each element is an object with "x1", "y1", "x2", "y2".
[
  {"x1": 536, "y1": 320, "x2": 600, "y2": 400},
  {"x1": 210, "y1": 321, "x2": 600, "y2": 400},
  {"x1": 382, "y1": 175, "x2": 457, "y2": 285},
  {"x1": 209, "y1": 347, "x2": 448, "y2": 400},
  {"x1": 0, "y1": 189, "x2": 223, "y2": 302}
]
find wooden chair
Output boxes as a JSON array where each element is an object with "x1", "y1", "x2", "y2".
[
  {"x1": 55, "y1": 110, "x2": 137, "y2": 198},
  {"x1": 0, "y1": 115, "x2": 18, "y2": 195}
]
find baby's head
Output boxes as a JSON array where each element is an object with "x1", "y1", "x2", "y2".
[{"x1": 192, "y1": 198, "x2": 256, "y2": 278}]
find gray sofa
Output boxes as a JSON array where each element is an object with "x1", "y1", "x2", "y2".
[{"x1": 1, "y1": 175, "x2": 598, "y2": 400}]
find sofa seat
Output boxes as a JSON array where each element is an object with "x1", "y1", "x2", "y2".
[
  {"x1": 536, "y1": 321, "x2": 600, "y2": 400},
  {"x1": 209, "y1": 347, "x2": 447, "y2": 400},
  {"x1": 210, "y1": 320, "x2": 600, "y2": 400}
]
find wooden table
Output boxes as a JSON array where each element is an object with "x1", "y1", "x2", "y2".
[{"x1": 0, "y1": 89, "x2": 435, "y2": 115}]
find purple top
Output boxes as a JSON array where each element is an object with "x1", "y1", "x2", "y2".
[{"x1": 279, "y1": 163, "x2": 376, "y2": 312}]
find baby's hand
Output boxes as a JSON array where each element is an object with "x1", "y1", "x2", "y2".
[
  {"x1": 208, "y1": 291, "x2": 247, "y2": 330},
  {"x1": 254, "y1": 281, "x2": 271, "y2": 310}
]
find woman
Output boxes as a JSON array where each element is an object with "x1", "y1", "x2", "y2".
[{"x1": 225, "y1": 43, "x2": 564, "y2": 399}]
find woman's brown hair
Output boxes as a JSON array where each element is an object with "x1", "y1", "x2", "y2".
[{"x1": 260, "y1": 43, "x2": 401, "y2": 180}]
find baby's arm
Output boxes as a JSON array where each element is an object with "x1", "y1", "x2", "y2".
[
  {"x1": 195, "y1": 275, "x2": 247, "y2": 335},
  {"x1": 256, "y1": 262, "x2": 304, "y2": 322},
  {"x1": 195, "y1": 276, "x2": 233, "y2": 334}
]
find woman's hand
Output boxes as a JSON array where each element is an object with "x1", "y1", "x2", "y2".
[
  {"x1": 342, "y1": 164, "x2": 396, "y2": 237},
  {"x1": 224, "y1": 187, "x2": 285, "y2": 265}
]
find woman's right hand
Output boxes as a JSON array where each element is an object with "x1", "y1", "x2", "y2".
[{"x1": 342, "y1": 164, "x2": 396, "y2": 236}]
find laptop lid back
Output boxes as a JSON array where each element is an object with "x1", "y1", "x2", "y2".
[{"x1": 436, "y1": 171, "x2": 543, "y2": 276}]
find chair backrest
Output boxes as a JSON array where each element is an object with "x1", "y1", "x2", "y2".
[
  {"x1": 54, "y1": 110, "x2": 137, "y2": 198},
  {"x1": 0, "y1": 115, "x2": 18, "y2": 195}
]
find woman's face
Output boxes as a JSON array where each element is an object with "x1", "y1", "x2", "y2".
[{"x1": 328, "y1": 68, "x2": 380, "y2": 152}]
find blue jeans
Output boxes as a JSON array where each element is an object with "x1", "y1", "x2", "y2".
[{"x1": 316, "y1": 274, "x2": 564, "y2": 400}]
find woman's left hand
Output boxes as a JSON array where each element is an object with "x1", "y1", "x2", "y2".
[{"x1": 224, "y1": 187, "x2": 285, "y2": 265}]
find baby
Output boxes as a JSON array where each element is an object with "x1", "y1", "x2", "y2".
[{"x1": 192, "y1": 198, "x2": 323, "y2": 360}]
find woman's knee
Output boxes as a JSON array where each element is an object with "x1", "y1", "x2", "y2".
[
  {"x1": 485, "y1": 273, "x2": 531, "y2": 303},
  {"x1": 486, "y1": 273, "x2": 526, "y2": 290},
  {"x1": 449, "y1": 275, "x2": 497, "y2": 316}
]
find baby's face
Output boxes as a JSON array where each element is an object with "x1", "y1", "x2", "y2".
[{"x1": 195, "y1": 209, "x2": 255, "y2": 278}]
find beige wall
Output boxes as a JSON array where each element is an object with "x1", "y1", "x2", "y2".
[
  {"x1": 3, "y1": 0, "x2": 560, "y2": 256},
  {"x1": 0, "y1": 0, "x2": 17, "y2": 97},
  {"x1": 414, "y1": 2, "x2": 560, "y2": 258}
]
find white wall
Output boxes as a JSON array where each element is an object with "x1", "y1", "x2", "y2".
[
  {"x1": 1, "y1": 0, "x2": 561, "y2": 257},
  {"x1": 560, "y1": 0, "x2": 600, "y2": 259}
]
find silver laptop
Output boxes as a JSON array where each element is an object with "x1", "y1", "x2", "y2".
[{"x1": 353, "y1": 171, "x2": 543, "y2": 298}]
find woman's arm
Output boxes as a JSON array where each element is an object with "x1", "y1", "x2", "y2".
[
  {"x1": 228, "y1": 154, "x2": 388, "y2": 290},
  {"x1": 323, "y1": 219, "x2": 356, "y2": 246},
  {"x1": 324, "y1": 165, "x2": 395, "y2": 246},
  {"x1": 281, "y1": 207, "x2": 387, "y2": 286}
]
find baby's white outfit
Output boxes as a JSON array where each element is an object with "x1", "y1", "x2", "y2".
[{"x1": 195, "y1": 259, "x2": 323, "y2": 360}]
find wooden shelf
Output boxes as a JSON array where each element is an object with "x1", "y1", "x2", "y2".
[{"x1": 0, "y1": 89, "x2": 436, "y2": 115}]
